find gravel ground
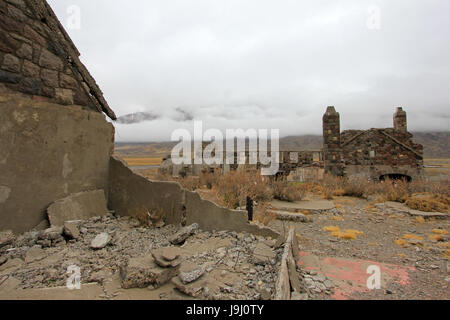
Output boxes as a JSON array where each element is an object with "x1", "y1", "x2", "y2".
[{"x1": 268, "y1": 196, "x2": 450, "y2": 300}]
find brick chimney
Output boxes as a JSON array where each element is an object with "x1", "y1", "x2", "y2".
[
  {"x1": 393, "y1": 107, "x2": 407, "y2": 133},
  {"x1": 323, "y1": 106, "x2": 343, "y2": 176}
]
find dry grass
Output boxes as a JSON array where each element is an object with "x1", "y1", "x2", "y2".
[
  {"x1": 405, "y1": 193, "x2": 449, "y2": 213},
  {"x1": 123, "y1": 157, "x2": 162, "y2": 166},
  {"x1": 323, "y1": 226, "x2": 363, "y2": 240},
  {"x1": 272, "y1": 180, "x2": 306, "y2": 202},
  {"x1": 214, "y1": 168, "x2": 273, "y2": 209}
]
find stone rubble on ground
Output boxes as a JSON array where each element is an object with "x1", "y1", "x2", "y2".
[
  {"x1": 0, "y1": 214, "x2": 282, "y2": 300},
  {"x1": 169, "y1": 223, "x2": 199, "y2": 245},
  {"x1": 90, "y1": 232, "x2": 111, "y2": 249}
]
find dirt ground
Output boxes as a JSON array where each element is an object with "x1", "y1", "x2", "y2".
[{"x1": 267, "y1": 195, "x2": 450, "y2": 300}]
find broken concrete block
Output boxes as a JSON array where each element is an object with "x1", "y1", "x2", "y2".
[
  {"x1": 63, "y1": 221, "x2": 80, "y2": 239},
  {"x1": 162, "y1": 247, "x2": 181, "y2": 261},
  {"x1": 0, "y1": 230, "x2": 14, "y2": 248},
  {"x1": 0, "y1": 258, "x2": 24, "y2": 273},
  {"x1": 39, "y1": 227, "x2": 63, "y2": 241},
  {"x1": 0, "y1": 276, "x2": 21, "y2": 291},
  {"x1": 178, "y1": 261, "x2": 205, "y2": 284},
  {"x1": 169, "y1": 223, "x2": 199, "y2": 245},
  {"x1": 120, "y1": 255, "x2": 179, "y2": 289},
  {"x1": 90, "y1": 233, "x2": 111, "y2": 249},
  {"x1": 252, "y1": 242, "x2": 276, "y2": 265},
  {"x1": 172, "y1": 276, "x2": 205, "y2": 297},
  {"x1": 32, "y1": 220, "x2": 50, "y2": 231},
  {"x1": 25, "y1": 246, "x2": 46, "y2": 264},
  {"x1": 47, "y1": 190, "x2": 108, "y2": 226},
  {"x1": 151, "y1": 247, "x2": 182, "y2": 268}
]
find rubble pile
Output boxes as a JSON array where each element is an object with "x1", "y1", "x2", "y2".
[{"x1": 0, "y1": 214, "x2": 282, "y2": 300}]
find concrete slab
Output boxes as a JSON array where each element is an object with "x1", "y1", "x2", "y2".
[
  {"x1": 271, "y1": 199, "x2": 335, "y2": 212},
  {"x1": 47, "y1": 190, "x2": 109, "y2": 226},
  {"x1": 297, "y1": 251, "x2": 416, "y2": 300}
]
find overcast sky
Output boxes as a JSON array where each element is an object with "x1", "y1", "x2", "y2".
[{"x1": 48, "y1": 0, "x2": 450, "y2": 142}]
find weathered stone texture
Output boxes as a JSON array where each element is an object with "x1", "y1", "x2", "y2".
[
  {"x1": 323, "y1": 107, "x2": 423, "y2": 181},
  {"x1": 0, "y1": 0, "x2": 115, "y2": 116},
  {"x1": 322, "y1": 106, "x2": 343, "y2": 176}
]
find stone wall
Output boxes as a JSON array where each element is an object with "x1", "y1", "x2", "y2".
[
  {"x1": 0, "y1": 0, "x2": 96, "y2": 111},
  {"x1": 0, "y1": 96, "x2": 114, "y2": 233}
]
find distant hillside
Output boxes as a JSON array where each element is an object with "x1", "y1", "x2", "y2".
[
  {"x1": 115, "y1": 132, "x2": 450, "y2": 159},
  {"x1": 411, "y1": 132, "x2": 450, "y2": 158}
]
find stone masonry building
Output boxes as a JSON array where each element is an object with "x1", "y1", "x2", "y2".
[{"x1": 323, "y1": 106, "x2": 424, "y2": 181}]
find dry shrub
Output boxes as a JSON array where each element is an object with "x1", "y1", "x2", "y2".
[
  {"x1": 177, "y1": 176, "x2": 201, "y2": 191},
  {"x1": 254, "y1": 203, "x2": 277, "y2": 226},
  {"x1": 405, "y1": 193, "x2": 449, "y2": 213},
  {"x1": 271, "y1": 180, "x2": 306, "y2": 202},
  {"x1": 214, "y1": 169, "x2": 273, "y2": 209},
  {"x1": 200, "y1": 171, "x2": 220, "y2": 189},
  {"x1": 321, "y1": 174, "x2": 345, "y2": 199},
  {"x1": 374, "y1": 180, "x2": 409, "y2": 202}
]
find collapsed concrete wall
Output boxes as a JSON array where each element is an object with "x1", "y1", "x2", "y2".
[
  {"x1": 109, "y1": 156, "x2": 279, "y2": 238},
  {"x1": 0, "y1": 96, "x2": 114, "y2": 233},
  {"x1": 108, "y1": 156, "x2": 184, "y2": 226},
  {"x1": 185, "y1": 191, "x2": 279, "y2": 238}
]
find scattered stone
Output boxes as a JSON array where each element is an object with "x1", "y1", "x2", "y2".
[
  {"x1": 25, "y1": 246, "x2": 46, "y2": 264},
  {"x1": 291, "y1": 291, "x2": 309, "y2": 300},
  {"x1": 120, "y1": 255, "x2": 179, "y2": 289},
  {"x1": 151, "y1": 247, "x2": 182, "y2": 268},
  {"x1": 179, "y1": 261, "x2": 205, "y2": 284},
  {"x1": 323, "y1": 279, "x2": 335, "y2": 290},
  {"x1": 0, "y1": 276, "x2": 21, "y2": 291},
  {"x1": 252, "y1": 242, "x2": 276, "y2": 265},
  {"x1": 172, "y1": 276, "x2": 205, "y2": 297},
  {"x1": 0, "y1": 230, "x2": 15, "y2": 248},
  {"x1": 0, "y1": 258, "x2": 24, "y2": 272},
  {"x1": 90, "y1": 233, "x2": 111, "y2": 249},
  {"x1": 63, "y1": 221, "x2": 80, "y2": 239},
  {"x1": 32, "y1": 220, "x2": 50, "y2": 231},
  {"x1": 39, "y1": 227, "x2": 63, "y2": 240},
  {"x1": 0, "y1": 255, "x2": 7, "y2": 266},
  {"x1": 169, "y1": 223, "x2": 199, "y2": 245},
  {"x1": 259, "y1": 288, "x2": 272, "y2": 300},
  {"x1": 161, "y1": 247, "x2": 181, "y2": 261}
]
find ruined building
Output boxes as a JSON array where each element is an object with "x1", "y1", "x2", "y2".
[
  {"x1": 323, "y1": 106, "x2": 424, "y2": 181},
  {"x1": 0, "y1": 0, "x2": 275, "y2": 238}
]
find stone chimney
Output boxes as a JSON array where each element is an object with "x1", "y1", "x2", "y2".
[
  {"x1": 393, "y1": 107, "x2": 407, "y2": 133},
  {"x1": 323, "y1": 106, "x2": 343, "y2": 176}
]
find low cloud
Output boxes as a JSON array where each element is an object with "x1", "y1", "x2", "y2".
[{"x1": 48, "y1": 0, "x2": 450, "y2": 142}]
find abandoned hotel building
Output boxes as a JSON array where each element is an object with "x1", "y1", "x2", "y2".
[
  {"x1": 164, "y1": 106, "x2": 424, "y2": 182},
  {"x1": 0, "y1": 0, "x2": 423, "y2": 236}
]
